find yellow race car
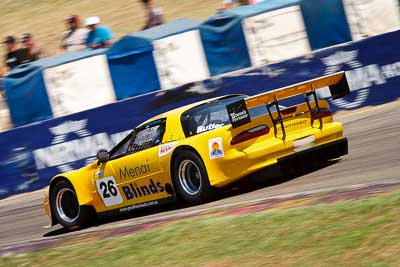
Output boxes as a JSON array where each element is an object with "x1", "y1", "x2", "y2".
[{"x1": 44, "y1": 72, "x2": 350, "y2": 229}]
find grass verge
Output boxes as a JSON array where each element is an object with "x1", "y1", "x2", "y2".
[{"x1": 1, "y1": 190, "x2": 400, "y2": 267}]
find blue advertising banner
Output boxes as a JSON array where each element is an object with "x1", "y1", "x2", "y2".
[{"x1": 0, "y1": 30, "x2": 399, "y2": 200}]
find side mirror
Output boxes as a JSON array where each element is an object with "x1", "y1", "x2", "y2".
[{"x1": 97, "y1": 149, "x2": 109, "y2": 164}]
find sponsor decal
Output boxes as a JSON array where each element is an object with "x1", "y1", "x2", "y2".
[
  {"x1": 320, "y1": 50, "x2": 400, "y2": 109},
  {"x1": 49, "y1": 119, "x2": 91, "y2": 145},
  {"x1": 96, "y1": 176, "x2": 123, "y2": 207},
  {"x1": 321, "y1": 50, "x2": 362, "y2": 74},
  {"x1": 119, "y1": 162, "x2": 151, "y2": 181},
  {"x1": 0, "y1": 147, "x2": 39, "y2": 191},
  {"x1": 227, "y1": 99, "x2": 251, "y2": 128},
  {"x1": 119, "y1": 200, "x2": 159, "y2": 213},
  {"x1": 121, "y1": 179, "x2": 165, "y2": 201},
  {"x1": 208, "y1": 137, "x2": 224, "y2": 159},
  {"x1": 94, "y1": 170, "x2": 104, "y2": 177},
  {"x1": 277, "y1": 120, "x2": 308, "y2": 130},
  {"x1": 196, "y1": 123, "x2": 224, "y2": 134},
  {"x1": 158, "y1": 141, "x2": 178, "y2": 157},
  {"x1": 33, "y1": 119, "x2": 130, "y2": 173},
  {"x1": 0, "y1": 189, "x2": 9, "y2": 196}
]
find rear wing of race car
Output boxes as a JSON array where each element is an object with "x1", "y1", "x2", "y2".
[{"x1": 227, "y1": 72, "x2": 350, "y2": 138}]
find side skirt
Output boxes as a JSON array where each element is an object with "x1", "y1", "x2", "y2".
[{"x1": 97, "y1": 197, "x2": 177, "y2": 219}]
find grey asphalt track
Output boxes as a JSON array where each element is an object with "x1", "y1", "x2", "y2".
[{"x1": 0, "y1": 100, "x2": 399, "y2": 248}]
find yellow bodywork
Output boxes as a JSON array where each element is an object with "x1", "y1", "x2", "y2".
[{"x1": 44, "y1": 72, "x2": 349, "y2": 222}]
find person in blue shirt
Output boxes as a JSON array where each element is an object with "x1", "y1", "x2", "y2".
[{"x1": 84, "y1": 16, "x2": 114, "y2": 49}]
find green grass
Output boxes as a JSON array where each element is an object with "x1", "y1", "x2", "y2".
[
  {"x1": 2, "y1": 190, "x2": 400, "y2": 267},
  {"x1": 0, "y1": 0, "x2": 220, "y2": 66}
]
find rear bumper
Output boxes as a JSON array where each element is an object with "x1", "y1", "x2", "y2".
[{"x1": 278, "y1": 138, "x2": 348, "y2": 173}]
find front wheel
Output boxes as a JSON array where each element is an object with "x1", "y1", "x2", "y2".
[
  {"x1": 173, "y1": 150, "x2": 213, "y2": 205},
  {"x1": 50, "y1": 180, "x2": 94, "y2": 230}
]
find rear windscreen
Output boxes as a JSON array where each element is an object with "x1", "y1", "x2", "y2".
[{"x1": 181, "y1": 95, "x2": 246, "y2": 137}]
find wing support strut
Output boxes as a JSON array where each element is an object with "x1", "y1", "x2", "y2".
[
  {"x1": 304, "y1": 85, "x2": 323, "y2": 129},
  {"x1": 266, "y1": 96, "x2": 286, "y2": 142}
]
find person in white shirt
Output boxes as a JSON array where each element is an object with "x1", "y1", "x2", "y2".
[{"x1": 60, "y1": 15, "x2": 88, "y2": 52}]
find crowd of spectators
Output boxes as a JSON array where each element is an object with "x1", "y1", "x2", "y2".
[
  {"x1": 1, "y1": 0, "x2": 263, "y2": 74},
  {"x1": 0, "y1": 0, "x2": 166, "y2": 131},
  {"x1": 2, "y1": 0, "x2": 165, "y2": 75},
  {"x1": 2, "y1": 15, "x2": 114, "y2": 73},
  {"x1": 0, "y1": 0, "x2": 269, "y2": 131}
]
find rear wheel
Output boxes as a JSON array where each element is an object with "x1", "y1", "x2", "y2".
[
  {"x1": 173, "y1": 150, "x2": 212, "y2": 205},
  {"x1": 51, "y1": 180, "x2": 93, "y2": 230}
]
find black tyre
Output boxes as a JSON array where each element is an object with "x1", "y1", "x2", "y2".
[
  {"x1": 50, "y1": 180, "x2": 94, "y2": 230},
  {"x1": 173, "y1": 150, "x2": 212, "y2": 205}
]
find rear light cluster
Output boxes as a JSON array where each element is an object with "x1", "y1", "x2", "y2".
[
  {"x1": 311, "y1": 108, "x2": 332, "y2": 120},
  {"x1": 231, "y1": 125, "x2": 270, "y2": 145}
]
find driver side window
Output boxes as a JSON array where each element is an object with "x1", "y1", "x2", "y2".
[
  {"x1": 109, "y1": 133, "x2": 133, "y2": 160},
  {"x1": 127, "y1": 119, "x2": 166, "y2": 154}
]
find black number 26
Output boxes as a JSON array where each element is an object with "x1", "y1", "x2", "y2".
[{"x1": 99, "y1": 180, "x2": 118, "y2": 198}]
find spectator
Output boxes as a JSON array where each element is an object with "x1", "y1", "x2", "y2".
[
  {"x1": 20, "y1": 33, "x2": 47, "y2": 63},
  {"x1": 60, "y1": 15, "x2": 88, "y2": 52},
  {"x1": 222, "y1": 0, "x2": 236, "y2": 10},
  {"x1": 85, "y1": 16, "x2": 114, "y2": 49},
  {"x1": 222, "y1": 0, "x2": 263, "y2": 10},
  {"x1": 141, "y1": 0, "x2": 164, "y2": 30},
  {"x1": 3, "y1": 35, "x2": 24, "y2": 70}
]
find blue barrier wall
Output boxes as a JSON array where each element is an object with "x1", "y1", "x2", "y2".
[
  {"x1": 0, "y1": 30, "x2": 399, "y2": 200},
  {"x1": 301, "y1": 0, "x2": 352, "y2": 50},
  {"x1": 3, "y1": 49, "x2": 107, "y2": 127},
  {"x1": 107, "y1": 18, "x2": 202, "y2": 99},
  {"x1": 199, "y1": 0, "x2": 304, "y2": 76}
]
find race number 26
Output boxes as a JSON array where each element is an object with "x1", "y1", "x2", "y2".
[{"x1": 96, "y1": 176, "x2": 123, "y2": 207}]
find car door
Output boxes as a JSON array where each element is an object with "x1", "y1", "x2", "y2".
[{"x1": 95, "y1": 119, "x2": 171, "y2": 210}]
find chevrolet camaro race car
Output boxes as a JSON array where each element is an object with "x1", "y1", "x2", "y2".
[{"x1": 44, "y1": 72, "x2": 350, "y2": 229}]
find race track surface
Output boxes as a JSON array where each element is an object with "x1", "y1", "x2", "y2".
[{"x1": 0, "y1": 100, "x2": 399, "y2": 250}]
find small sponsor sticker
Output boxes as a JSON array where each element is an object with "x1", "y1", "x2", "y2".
[
  {"x1": 94, "y1": 170, "x2": 104, "y2": 177},
  {"x1": 196, "y1": 123, "x2": 224, "y2": 134},
  {"x1": 208, "y1": 137, "x2": 224, "y2": 159},
  {"x1": 158, "y1": 141, "x2": 178, "y2": 157},
  {"x1": 119, "y1": 200, "x2": 159, "y2": 213},
  {"x1": 227, "y1": 99, "x2": 251, "y2": 128}
]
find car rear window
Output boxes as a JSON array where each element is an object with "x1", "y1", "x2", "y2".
[{"x1": 180, "y1": 95, "x2": 246, "y2": 137}]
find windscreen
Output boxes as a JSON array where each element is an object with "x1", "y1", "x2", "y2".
[{"x1": 181, "y1": 95, "x2": 246, "y2": 137}]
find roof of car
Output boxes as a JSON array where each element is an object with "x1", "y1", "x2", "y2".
[{"x1": 139, "y1": 94, "x2": 242, "y2": 126}]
